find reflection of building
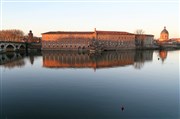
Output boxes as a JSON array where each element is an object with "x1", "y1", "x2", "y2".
[
  {"x1": 159, "y1": 26, "x2": 169, "y2": 42},
  {"x1": 42, "y1": 51, "x2": 135, "y2": 69},
  {"x1": 159, "y1": 50, "x2": 167, "y2": 62},
  {"x1": 42, "y1": 50, "x2": 153, "y2": 69},
  {"x1": 41, "y1": 29, "x2": 136, "y2": 50}
]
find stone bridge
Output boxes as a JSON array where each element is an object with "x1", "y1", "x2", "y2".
[{"x1": 0, "y1": 41, "x2": 26, "y2": 52}]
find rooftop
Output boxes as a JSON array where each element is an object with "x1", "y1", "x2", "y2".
[
  {"x1": 42, "y1": 31, "x2": 94, "y2": 34},
  {"x1": 42, "y1": 30, "x2": 135, "y2": 35},
  {"x1": 161, "y1": 26, "x2": 169, "y2": 34}
]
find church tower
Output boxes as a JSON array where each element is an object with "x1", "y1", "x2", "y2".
[
  {"x1": 159, "y1": 26, "x2": 169, "y2": 41},
  {"x1": 28, "y1": 30, "x2": 33, "y2": 43}
]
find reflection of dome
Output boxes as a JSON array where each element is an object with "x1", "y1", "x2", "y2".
[
  {"x1": 159, "y1": 50, "x2": 167, "y2": 62},
  {"x1": 161, "y1": 27, "x2": 169, "y2": 34},
  {"x1": 159, "y1": 26, "x2": 169, "y2": 41}
]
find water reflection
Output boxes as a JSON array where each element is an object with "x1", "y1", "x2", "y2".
[
  {"x1": 0, "y1": 52, "x2": 41, "y2": 69},
  {"x1": 0, "y1": 50, "x2": 179, "y2": 119},
  {"x1": 0, "y1": 52, "x2": 26, "y2": 69},
  {"x1": 159, "y1": 50, "x2": 168, "y2": 62},
  {"x1": 42, "y1": 50, "x2": 153, "y2": 70},
  {"x1": 0, "y1": 50, "x2": 171, "y2": 69}
]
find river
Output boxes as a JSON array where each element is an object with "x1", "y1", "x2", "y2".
[{"x1": 0, "y1": 50, "x2": 179, "y2": 119}]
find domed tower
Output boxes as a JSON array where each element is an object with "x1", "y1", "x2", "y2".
[
  {"x1": 159, "y1": 26, "x2": 169, "y2": 41},
  {"x1": 28, "y1": 30, "x2": 33, "y2": 43}
]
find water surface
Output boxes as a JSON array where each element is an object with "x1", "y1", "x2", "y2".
[{"x1": 0, "y1": 50, "x2": 179, "y2": 119}]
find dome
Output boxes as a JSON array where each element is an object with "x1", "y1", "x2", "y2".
[{"x1": 161, "y1": 26, "x2": 169, "y2": 34}]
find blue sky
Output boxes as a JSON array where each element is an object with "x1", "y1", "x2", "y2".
[{"x1": 0, "y1": 0, "x2": 179, "y2": 38}]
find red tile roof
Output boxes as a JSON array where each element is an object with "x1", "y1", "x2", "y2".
[
  {"x1": 135, "y1": 34, "x2": 154, "y2": 37},
  {"x1": 42, "y1": 31, "x2": 94, "y2": 34},
  {"x1": 42, "y1": 30, "x2": 135, "y2": 35},
  {"x1": 96, "y1": 31, "x2": 135, "y2": 35}
]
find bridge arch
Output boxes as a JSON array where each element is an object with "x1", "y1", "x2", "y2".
[
  {"x1": 5, "y1": 44, "x2": 16, "y2": 52},
  {"x1": 1, "y1": 45, "x2": 5, "y2": 49},
  {"x1": 18, "y1": 44, "x2": 26, "y2": 51}
]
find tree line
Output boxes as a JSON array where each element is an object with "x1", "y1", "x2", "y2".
[{"x1": 0, "y1": 29, "x2": 25, "y2": 42}]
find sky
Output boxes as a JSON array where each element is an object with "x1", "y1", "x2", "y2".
[{"x1": 0, "y1": 0, "x2": 179, "y2": 38}]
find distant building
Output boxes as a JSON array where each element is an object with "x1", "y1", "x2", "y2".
[
  {"x1": 170, "y1": 38, "x2": 180, "y2": 43},
  {"x1": 28, "y1": 30, "x2": 33, "y2": 42},
  {"x1": 135, "y1": 34, "x2": 154, "y2": 48},
  {"x1": 159, "y1": 26, "x2": 169, "y2": 41},
  {"x1": 41, "y1": 28, "x2": 155, "y2": 50},
  {"x1": 41, "y1": 28, "x2": 136, "y2": 50},
  {"x1": 24, "y1": 30, "x2": 41, "y2": 43}
]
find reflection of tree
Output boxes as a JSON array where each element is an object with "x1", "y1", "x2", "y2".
[
  {"x1": 133, "y1": 62, "x2": 144, "y2": 69},
  {"x1": 133, "y1": 50, "x2": 153, "y2": 69},
  {"x1": 134, "y1": 50, "x2": 144, "y2": 69},
  {"x1": 3, "y1": 59, "x2": 25, "y2": 69}
]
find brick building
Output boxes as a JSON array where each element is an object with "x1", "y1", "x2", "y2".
[{"x1": 41, "y1": 28, "x2": 136, "y2": 51}]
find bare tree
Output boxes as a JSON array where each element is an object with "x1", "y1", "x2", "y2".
[
  {"x1": 0, "y1": 29, "x2": 24, "y2": 42},
  {"x1": 135, "y1": 29, "x2": 145, "y2": 34},
  {"x1": 135, "y1": 29, "x2": 145, "y2": 47}
]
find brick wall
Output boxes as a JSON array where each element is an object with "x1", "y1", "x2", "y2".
[{"x1": 41, "y1": 31, "x2": 136, "y2": 50}]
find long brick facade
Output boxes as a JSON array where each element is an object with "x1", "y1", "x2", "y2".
[{"x1": 41, "y1": 29, "x2": 136, "y2": 50}]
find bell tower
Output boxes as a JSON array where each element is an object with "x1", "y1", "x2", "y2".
[{"x1": 28, "y1": 30, "x2": 33, "y2": 43}]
